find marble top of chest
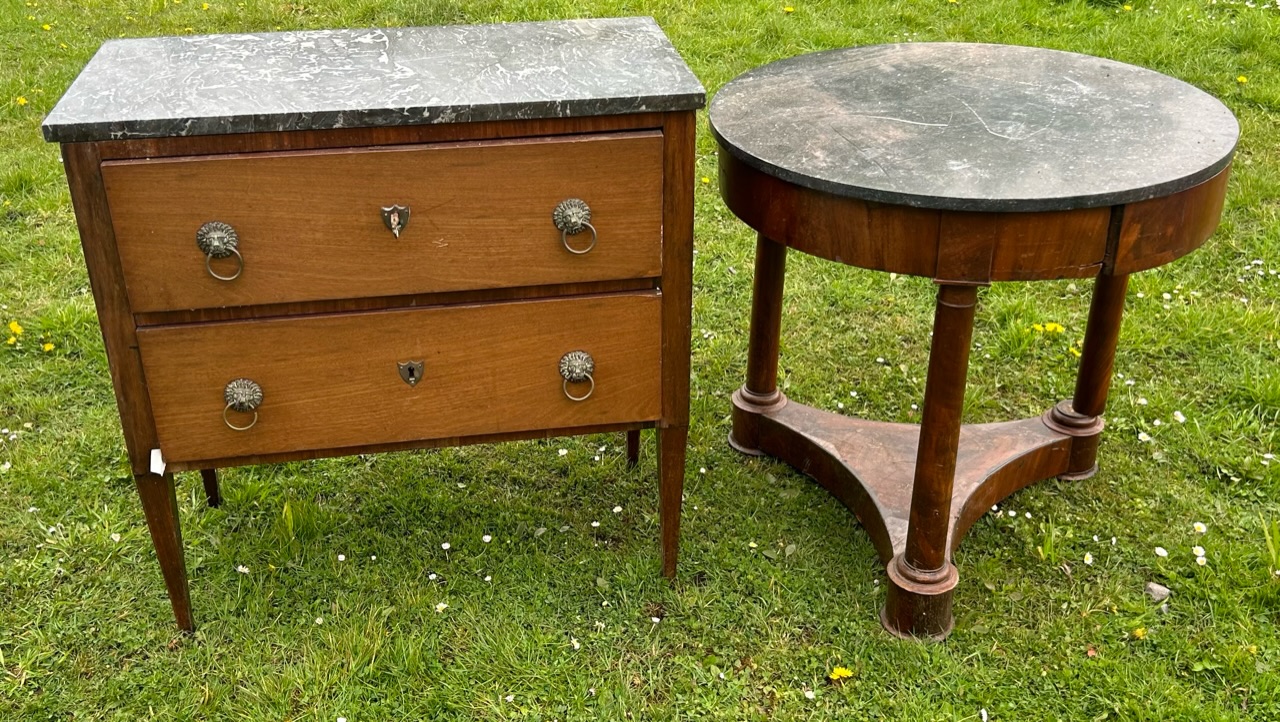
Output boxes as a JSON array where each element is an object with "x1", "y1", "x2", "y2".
[{"x1": 42, "y1": 16, "x2": 705, "y2": 143}]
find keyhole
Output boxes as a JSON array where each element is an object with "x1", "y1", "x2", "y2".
[{"x1": 407, "y1": 367, "x2": 416, "y2": 381}]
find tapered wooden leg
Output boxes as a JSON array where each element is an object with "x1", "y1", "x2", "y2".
[
  {"x1": 626, "y1": 430, "x2": 641, "y2": 468},
  {"x1": 1045, "y1": 271, "x2": 1129, "y2": 479},
  {"x1": 200, "y1": 468, "x2": 222, "y2": 508},
  {"x1": 135, "y1": 472, "x2": 193, "y2": 632},
  {"x1": 730, "y1": 234, "x2": 789, "y2": 455},
  {"x1": 884, "y1": 284, "x2": 978, "y2": 640},
  {"x1": 657, "y1": 425, "x2": 688, "y2": 578}
]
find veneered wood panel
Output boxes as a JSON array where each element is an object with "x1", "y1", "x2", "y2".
[
  {"x1": 937, "y1": 206, "x2": 1110, "y2": 283},
  {"x1": 718, "y1": 150, "x2": 940, "y2": 277},
  {"x1": 62, "y1": 143, "x2": 160, "y2": 474},
  {"x1": 104, "y1": 132, "x2": 664, "y2": 312},
  {"x1": 1113, "y1": 166, "x2": 1231, "y2": 274},
  {"x1": 137, "y1": 293, "x2": 662, "y2": 463},
  {"x1": 95, "y1": 112, "x2": 667, "y2": 160}
]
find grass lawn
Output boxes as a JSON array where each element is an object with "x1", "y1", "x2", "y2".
[{"x1": 3, "y1": 0, "x2": 1280, "y2": 719}]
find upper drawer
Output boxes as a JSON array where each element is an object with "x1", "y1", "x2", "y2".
[{"x1": 102, "y1": 131, "x2": 664, "y2": 313}]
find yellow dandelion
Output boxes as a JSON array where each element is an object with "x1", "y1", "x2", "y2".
[
  {"x1": 16, "y1": 96, "x2": 28, "y2": 106},
  {"x1": 1237, "y1": 76, "x2": 1248, "y2": 85},
  {"x1": 1044, "y1": 322, "x2": 1065, "y2": 334},
  {"x1": 784, "y1": 6, "x2": 795, "y2": 13},
  {"x1": 1122, "y1": 4, "x2": 1132, "y2": 10},
  {"x1": 8, "y1": 321, "x2": 24, "y2": 335},
  {"x1": 203, "y1": 2, "x2": 210, "y2": 8},
  {"x1": 1132, "y1": 627, "x2": 1147, "y2": 640},
  {"x1": 828, "y1": 666, "x2": 853, "y2": 681},
  {"x1": 41, "y1": 23, "x2": 51, "y2": 30},
  {"x1": 1032, "y1": 323, "x2": 1045, "y2": 332},
  {"x1": 5, "y1": 337, "x2": 15, "y2": 346},
  {"x1": 42, "y1": 342, "x2": 54, "y2": 352},
  {"x1": 1069, "y1": 347, "x2": 1082, "y2": 358},
  {"x1": 701, "y1": 176, "x2": 711, "y2": 184}
]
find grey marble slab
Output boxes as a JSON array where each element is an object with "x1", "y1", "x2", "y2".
[
  {"x1": 709, "y1": 43, "x2": 1238, "y2": 212},
  {"x1": 43, "y1": 16, "x2": 704, "y2": 143}
]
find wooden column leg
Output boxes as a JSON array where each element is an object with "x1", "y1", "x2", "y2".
[
  {"x1": 1045, "y1": 271, "x2": 1129, "y2": 479},
  {"x1": 883, "y1": 283, "x2": 978, "y2": 640},
  {"x1": 729, "y1": 234, "x2": 788, "y2": 455},
  {"x1": 657, "y1": 425, "x2": 688, "y2": 578},
  {"x1": 200, "y1": 468, "x2": 222, "y2": 508},
  {"x1": 135, "y1": 473, "x2": 193, "y2": 632},
  {"x1": 626, "y1": 430, "x2": 641, "y2": 468}
]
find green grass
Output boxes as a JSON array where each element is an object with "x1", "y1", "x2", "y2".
[{"x1": 3, "y1": 0, "x2": 1280, "y2": 719}]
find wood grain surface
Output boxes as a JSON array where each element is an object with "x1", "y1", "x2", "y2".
[
  {"x1": 137, "y1": 293, "x2": 662, "y2": 463},
  {"x1": 104, "y1": 131, "x2": 664, "y2": 312}
]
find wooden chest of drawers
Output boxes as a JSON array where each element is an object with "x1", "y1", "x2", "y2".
[{"x1": 43, "y1": 18, "x2": 704, "y2": 631}]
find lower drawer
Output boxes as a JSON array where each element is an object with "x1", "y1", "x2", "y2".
[{"x1": 136, "y1": 293, "x2": 662, "y2": 464}]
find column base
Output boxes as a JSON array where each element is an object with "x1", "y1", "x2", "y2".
[
  {"x1": 728, "y1": 386, "x2": 788, "y2": 456},
  {"x1": 1043, "y1": 400, "x2": 1104, "y2": 480},
  {"x1": 882, "y1": 554, "x2": 959, "y2": 640}
]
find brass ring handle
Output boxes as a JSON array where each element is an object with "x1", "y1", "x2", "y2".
[
  {"x1": 222, "y1": 404, "x2": 259, "y2": 431},
  {"x1": 197, "y1": 221, "x2": 244, "y2": 281},
  {"x1": 559, "y1": 350, "x2": 595, "y2": 402},
  {"x1": 561, "y1": 224, "x2": 597, "y2": 255},
  {"x1": 562, "y1": 374, "x2": 595, "y2": 402},
  {"x1": 223, "y1": 378, "x2": 262, "y2": 431},
  {"x1": 205, "y1": 245, "x2": 244, "y2": 281},
  {"x1": 552, "y1": 199, "x2": 597, "y2": 255}
]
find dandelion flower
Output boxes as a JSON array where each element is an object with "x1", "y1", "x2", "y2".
[
  {"x1": 1237, "y1": 75, "x2": 1248, "y2": 84},
  {"x1": 42, "y1": 342, "x2": 53, "y2": 352},
  {"x1": 828, "y1": 666, "x2": 853, "y2": 681},
  {"x1": 1132, "y1": 627, "x2": 1147, "y2": 639},
  {"x1": 15, "y1": 97, "x2": 28, "y2": 106},
  {"x1": 783, "y1": 5, "x2": 795, "y2": 12},
  {"x1": 7, "y1": 321, "x2": 22, "y2": 335}
]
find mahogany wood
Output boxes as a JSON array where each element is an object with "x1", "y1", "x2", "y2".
[
  {"x1": 1113, "y1": 167, "x2": 1231, "y2": 274},
  {"x1": 95, "y1": 112, "x2": 668, "y2": 160},
  {"x1": 104, "y1": 132, "x2": 664, "y2": 312},
  {"x1": 656, "y1": 112, "x2": 695, "y2": 577},
  {"x1": 200, "y1": 469, "x2": 221, "y2": 508},
  {"x1": 626, "y1": 429, "x2": 641, "y2": 468},
  {"x1": 137, "y1": 293, "x2": 663, "y2": 463},
  {"x1": 902, "y1": 284, "x2": 978, "y2": 573},
  {"x1": 133, "y1": 278, "x2": 656, "y2": 327},
  {"x1": 62, "y1": 143, "x2": 160, "y2": 474},
  {"x1": 166, "y1": 420, "x2": 652, "y2": 473},
  {"x1": 59, "y1": 109, "x2": 695, "y2": 631},
  {"x1": 722, "y1": 125, "x2": 1232, "y2": 638},
  {"x1": 136, "y1": 473, "x2": 192, "y2": 631}
]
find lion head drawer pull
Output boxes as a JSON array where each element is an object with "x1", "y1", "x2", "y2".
[
  {"x1": 222, "y1": 378, "x2": 263, "y2": 431},
  {"x1": 552, "y1": 198, "x2": 597, "y2": 255},
  {"x1": 559, "y1": 350, "x2": 595, "y2": 402},
  {"x1": 196, "y1": 221, "x2": 244, "y2": 281}
]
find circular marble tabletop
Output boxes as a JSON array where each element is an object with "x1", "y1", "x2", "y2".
[{"x1": 709, "y1": 43, "x2": 1238, "y2": 212}]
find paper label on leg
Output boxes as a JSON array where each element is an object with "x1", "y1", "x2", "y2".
[{"x1": 149, "y1": 448, "x2": 166, "y2": 476}]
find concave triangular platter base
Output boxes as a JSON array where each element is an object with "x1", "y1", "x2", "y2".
[{"x1": 731, "y1": 391, "x2": 1083, "y2": 639}]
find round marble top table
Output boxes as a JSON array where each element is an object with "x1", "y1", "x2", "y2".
[{"x1": 710, "y1": 43, "x2": 1238, "y2": 640}]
